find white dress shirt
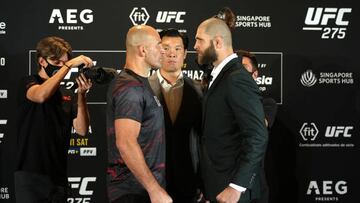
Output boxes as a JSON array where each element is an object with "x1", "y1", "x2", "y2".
[
  {"x1": 208, "y1": 53, "x2": 238, "y2": 88},
  {"x1": 156, "y1": 70, "x2": 184, "y2": 124}
]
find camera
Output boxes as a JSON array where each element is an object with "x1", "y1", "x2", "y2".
[{"x1": 78, "y1": 65, "x2": 117, "y2": 84}]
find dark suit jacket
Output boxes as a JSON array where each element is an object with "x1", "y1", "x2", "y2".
[
  {"x1": 201, "y1": 57, "x2": 268, "y2": 202},
  {"x1": 148, "y1": 73, "x2": 202, "y2": 197}
]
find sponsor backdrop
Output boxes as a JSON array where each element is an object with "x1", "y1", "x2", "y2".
[{"x1": 1, "y1": 0, "x2": 359, "y2": 202}]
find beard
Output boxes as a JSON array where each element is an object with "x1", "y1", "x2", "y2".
[{"x1": 197, "y1": 41, "x2": 218, "y2": 65}]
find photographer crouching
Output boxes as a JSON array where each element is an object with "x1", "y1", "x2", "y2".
[{"x1": 15, "y1": 36, "x2": 93, "y2": 203}]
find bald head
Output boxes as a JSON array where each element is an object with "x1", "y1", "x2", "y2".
[
  {"x1": 199, "y1": 18, "x2": 232, "y2": 47},
  {"x1": 124, "y1": 25, "x2": 163, "y2": 75},
  {"x1": 126, "y1": 25, "x2": 159, "y2": 49}
]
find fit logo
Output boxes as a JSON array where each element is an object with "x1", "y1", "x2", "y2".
[
  {"x1": 49, "y1": 9, "x2": 93, "y2": 24},
  {"x1": 307, "y1": 180, "x2": 347, "y2": 195},
  {"x1": 129, "y1": 7, "x2": 150, "y2": 25},
  {"x1": 156, "y1": 11, "x2": 186, "y2": 23},
  {"x1": 325, "y1": 126, "x2": 352, "y2": 137},
  {"x1": 0, "y1": 120, "x2": 7, "y2": 143},
  {"x1": 303, "y1": 7, "x2": 352, "y2": 39},
  {"x1": 300, "y1": 122, "x2": 319, "y2": 141},
  {"x1": 68, "y1": 177, "x2": 96, "y2": 196}
]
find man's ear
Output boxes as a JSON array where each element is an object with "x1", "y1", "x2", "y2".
[
  {"x1": 253, "y1": 70, "x2": 259, "y2": 79},
  {"x1": 138, "y1": 45, "x2": 146, "y2": 57},
  {"x1": 213, "y1": 36, "x2": 223, "y2": 49},
  {"x1": 38, "y1": 57, "x2": 47, "y2": 68}
]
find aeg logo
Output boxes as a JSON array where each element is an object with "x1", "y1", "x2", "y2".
[
  {"x1": 0, "y1": 22, "x2": 6, "y2": 34},
  {"x1": 49, "y1": 9, "x2": 93, "y2": 24},
  {"x1": 0, "y1": 120, "x2": 7, "y2": 143},
  {"x1": 300, "y1": 122, "x2": 319, "y2": 141},
  {"x1": 156, "y1": 11, "x2": 186, "y2": 23},
  {"x1": 49, "y1": 9, "x2": 93, "y2": 31},
  {"x1": 68, "y1": 177, "x2": 96, "y2": 196},
  {"x1": 129, "y1": 7, "x2": 150, "y2": 25},
  {"x1": 303, "y1": 7, "x2": 352, "y2": 39},
  {"x1": 307, "y1": 180, "x2": 347, "y2": 195},
  {"x1": 325, "y1": 126, "x2": 352, "y2": 137}
]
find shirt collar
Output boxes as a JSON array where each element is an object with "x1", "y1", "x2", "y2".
[
  {"x1": 209, "y1": 53, "x2": 238, "y2": 87},
  {"x1": 156, "y1": 69, "x2": 184, "y2": 90}
]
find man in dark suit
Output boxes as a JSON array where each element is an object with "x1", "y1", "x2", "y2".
[
  {"x1": 194, "y1": 17, "x2": 268, "y2": 203},
  {"x1": 236, "y1": 50, "x2": 278, "y2": 203},
  {"x1": 148, "y1": 29, "x2": 202, "y2": 203}
]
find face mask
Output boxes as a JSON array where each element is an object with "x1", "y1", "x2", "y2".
[{"x1": 43, "y1": 60, "x2": 61, "y2": 77}]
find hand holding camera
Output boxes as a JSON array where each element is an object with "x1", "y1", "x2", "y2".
[
  {"x1": 68, "y1": 55, "x2": 117, "y2": 91},
  {"x1": 75, "y1": 72, "x2": 93, "y2": 94},
  {"x1": 64, "y1": 55, "x2": 94, "y2": 94},
  {"x1": 65, "y1": 55, "x2": 93, "y2": 69}
]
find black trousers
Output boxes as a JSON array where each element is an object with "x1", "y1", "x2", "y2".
[
  {"x1": 14, "y1": 171, "x2": 66, "y2": 203},
  {"x1": 112, "y1": 194, "x2": 198, "y2": 203},
  {"x1": 112, "y1": 194, "x2": 151, "y2": 203},
  {"x1": 171, "y1": 195, "x2": 198, "y2": 203}
]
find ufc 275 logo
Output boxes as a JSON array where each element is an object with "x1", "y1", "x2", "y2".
[
  {"x1": 68, "y1": 177, "x2": 96, "y2": 195},
  {"x1": 68, "y1": 177, "x2": 96, "y2": 203},
  {"x1": 303, "y1": 7, "x2": 352, "y2": 39}
]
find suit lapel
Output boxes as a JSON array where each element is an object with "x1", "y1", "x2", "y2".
[
  {"x1": 173, "y1": 78, "x2": 192, "y2": 126},
  {"x1": 206, "y1": 58, "x2": 238, "y2": 96},
  {"x1": 148, "y1": 73, "x2": 173, "y2": 127},
  {"x1": 149, "y1": 73, "x2": 193, "y2": 127}
]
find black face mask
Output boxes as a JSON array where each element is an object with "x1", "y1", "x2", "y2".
[{"x1": 43, "y1": 60, "x2": 61, "y2": 77}]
